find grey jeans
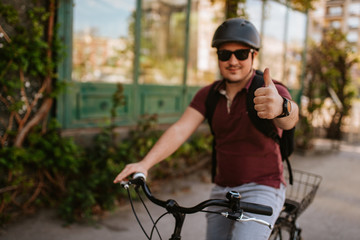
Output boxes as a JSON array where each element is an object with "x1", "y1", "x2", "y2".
[{"x1": 206, "y1": 183, "x2": 286, "y2": 240}]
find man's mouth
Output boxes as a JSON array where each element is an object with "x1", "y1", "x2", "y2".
[
  {"x1": 226, "y1": 64, "x2": 241, "y2": 69},
  {"x1": 227, "y1": 67, "x2": 240, "y2": 72}
]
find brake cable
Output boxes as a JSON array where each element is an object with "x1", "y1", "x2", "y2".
[
  {"x1": 126, "y1": 187, "x2": 151, "y2": 239},
  {"x1": 135, "y1": 187, "x2": 163, "y2": 240},
  {"x1": 125, "y1": 183, "x2": 167, "y2": 240}
]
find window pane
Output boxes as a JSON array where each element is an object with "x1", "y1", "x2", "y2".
[
  {"x1": 327, "y1": 6, "x2": 343, "y2": 16},
  {"x1": 261, "y1": 1, "x2": 287, "y2": 81},
  {"x1": 330, "y1": 20, "x2": 341, "y2": 29},
  {"x1": 139, "y1": 0, "x2": 188, "y2": 85},
  {"x1": 246, "y1": 0, "x2": 263, "y2": 69},
  {"x1": 347, "y1": 31, "x2": 359, "y2": 43},
  {"x1": 349, "y1": 3, "x2": 360, "y2": 15},
  {"x1": 348, "y1": 17, "x2": 360, "y2": 29},
  {"x1": 187, "y1": 0, "x2": 225, "y2": 86},
  {"x1": 285, "y1": 9, "x2": 307, "y2": 89},
  {"x1": 246, "y1": 0, "x2": 262, "y2": 31},
  {"x1": 72, "y1": 0, "x2": 136, "y2": 83}
]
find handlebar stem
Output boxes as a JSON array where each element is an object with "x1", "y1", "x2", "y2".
[
  {"x1": 166, "y1": 199, "x2": 186, "y2": 239},
  {"x1": 227, "y1": 191, "x2": 242, "y2": 212}
]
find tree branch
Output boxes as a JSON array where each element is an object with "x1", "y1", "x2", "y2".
[
  {"x1": 14, "y1": 98, "x2": 53, "y2": 147},
  {"x1": 13, "y1": 0, "x2": 56, "y2": 147}
]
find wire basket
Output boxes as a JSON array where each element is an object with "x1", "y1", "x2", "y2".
[{"x1": 284, "y1": 168, "x2": 322, "y2": 216}]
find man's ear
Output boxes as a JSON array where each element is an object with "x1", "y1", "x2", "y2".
[{"x1": 251, "y1": 50, "x2": 258, "y2": 64}]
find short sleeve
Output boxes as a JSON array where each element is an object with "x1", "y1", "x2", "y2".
[
  {"x1": 189, "y1": 84, "x2": 213, "y2": 117},
  {"x1": 274, "y1": 81, "x2": 292, "y2": 100}
]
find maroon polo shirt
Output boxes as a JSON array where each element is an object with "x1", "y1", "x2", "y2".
[{"x1": 190, "y1": 73, "x2": 291, "y2": 188}]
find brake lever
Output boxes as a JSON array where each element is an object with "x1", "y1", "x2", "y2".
[
  {"x1": 119, "y1": 172, "x2": 146, "y2": 189},
  {"x1": 221, "y1": 212, "x2": 273, "y2": 230},
  {"x1": 120, "y1": 181, "x2": 130, "y2": 189},
  {"x1": 237, "y1": 214, "x2": 273, "y2": 230}
]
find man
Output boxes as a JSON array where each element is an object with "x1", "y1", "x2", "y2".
[{"x1": 114, "y1": 18, "x2": 299, "y2": 239}]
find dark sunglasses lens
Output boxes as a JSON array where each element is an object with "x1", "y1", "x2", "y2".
[
  {"x1": 234, "y1": 49, "x2": 250, "y2": 60},
  {"x1": 217, "y1": 50, "x2": 232, "y2": 61},
  {"x1": 217, "y1": 49, "x2": 251, "y2": 61}
]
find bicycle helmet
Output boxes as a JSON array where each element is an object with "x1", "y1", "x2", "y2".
[{"x1": 212, "y1": 18, "x2": 261, "y2": 50}]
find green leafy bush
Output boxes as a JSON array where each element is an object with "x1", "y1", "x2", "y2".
[
  {"x1": 1, "y1": 116, "x2": 212, "y2": 225},
  {"x1": 0, "y1": 120, "x2": 83, "y2": 223},
  {"x1": 58, "y1": 114, "x2": 212, "y2": 223},
  {"x1": 58, "y1": 126, "x2": 126, "y2": 223}
]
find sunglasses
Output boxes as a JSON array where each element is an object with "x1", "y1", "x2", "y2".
[{"x1": 217, "y1": 49, "x2": 254, "y2": 61}]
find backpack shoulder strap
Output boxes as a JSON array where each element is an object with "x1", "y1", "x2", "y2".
[
  {"x1": 246, "y1": 72, "x2": 280, "y2": 143},
  {"x1": 205, "y1": 81, "x2": 221, "y2": 134},
  {"x1": 204, "y1": 81, "x2": 222, "y2": 182}
]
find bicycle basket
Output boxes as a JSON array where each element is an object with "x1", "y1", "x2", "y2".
[{"x1": 284, "y1": 168, "x2": 322, "y2": 217}]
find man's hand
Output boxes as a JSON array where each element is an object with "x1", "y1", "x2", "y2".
[
  {"x1": 253, "y1": 68, "x2": 283, "y2": 119},
  {"x1": 113, "y1": 162, "x2": 149, "y2": 184}
]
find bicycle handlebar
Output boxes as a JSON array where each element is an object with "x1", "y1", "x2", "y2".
[
  {"x1": 121, "y1": 173, "x2": 273, "y2": 216},
  {"x1": 120, "y1": 173, "x2": 274, "y2": 239}
]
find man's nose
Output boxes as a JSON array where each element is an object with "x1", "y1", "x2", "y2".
[{"x1": 228, "y1": 53, "x2": 238, "y2": 64}]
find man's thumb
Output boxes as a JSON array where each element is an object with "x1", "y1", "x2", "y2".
[{"x1": 263, "y1": 68, "x2": 273, "y2": 87}]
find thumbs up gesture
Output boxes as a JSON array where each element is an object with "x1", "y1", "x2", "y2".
[{"x1": 254, "y1": 68, "x2": 283, "y2": 119}]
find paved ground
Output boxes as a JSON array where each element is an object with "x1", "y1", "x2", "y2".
[{"x1": 1, "y1": 140, "x2": 360, "y2": 240}]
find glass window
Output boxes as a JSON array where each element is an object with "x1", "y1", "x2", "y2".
[
  {"x1": 261, "y1": 1, "x2": 287, "y2": 81},
  {"x1": 246, "y1": 0, "x2": 263, "y2": 70},
  {"x1": 187, "y1": 0, "x2": 225, "y2": 85},
  {"x1": 72, "y1": 0, "x2": 136, "y2": 83},
  {"x1": 246, "y1": 0, "x2": 263, "y2": 31},
  {"x1": 347, "y1": 31, "x2": 359, "y2": 43},
  {"x1": 348, "y1": 17, "x2": 360, "y2": 28},
  {"x1": 327, "y1": 6, "x2": 343, "y2": 16},
  {"x1": 139, "y1": 0, "x2": 188, "y2": 85},
  {"x1": 349, "y1": 3, "x2": 360, "y2": 15},
  {"x1": 330, "y1": 20, "x2": 341, "y2": 29},
  {"x1": 285, "y1": 9, "x2": 307, "y2": 89}
]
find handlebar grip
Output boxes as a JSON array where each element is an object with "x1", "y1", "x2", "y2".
[
  {"x1": 239, "y1": 202, "x2": 273, "y2": 216},
  {"x1": 133, "y1": 172, "x2": 146, "y2": 181}
]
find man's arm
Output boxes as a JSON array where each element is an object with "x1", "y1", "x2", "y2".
[
  {"x1": 113, "y1": 106, "x2": 205, "y2": 183},
  {"x1": 253, "y1": 68, "x2": 299, "y2": 130}
]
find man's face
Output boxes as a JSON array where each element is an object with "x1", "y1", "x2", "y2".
[{"x1": 217, "y1": 42, "x2": 256, "y2": 83}]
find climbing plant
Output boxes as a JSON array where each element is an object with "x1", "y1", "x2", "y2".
[{"x1": 0, "y1": 0, "x2": 62, "y2": 148}]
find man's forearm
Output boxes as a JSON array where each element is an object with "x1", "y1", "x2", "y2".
[
  {"x1": 140, "y1": 123, "x2": 191, "y2": 170},
  {"x1": 140, "y1": 106, "x2": 205, "y2": 171},
  {"x1": 273, "y1": 100, "x2": 299, "y2": 130}
]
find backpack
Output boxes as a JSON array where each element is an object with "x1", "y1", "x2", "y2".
[{"x1": 205, "y1": 70, "x2": 295, "y2": 185}]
